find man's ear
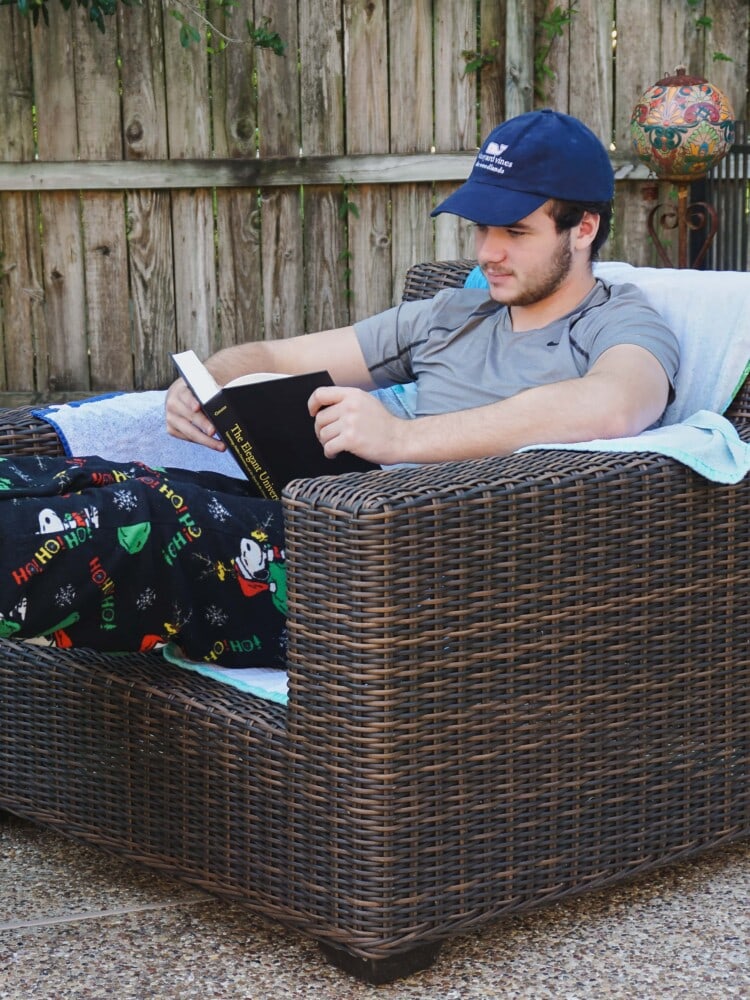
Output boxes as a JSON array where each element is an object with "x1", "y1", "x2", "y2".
[{"x1": 574, "y1": 211, "x2": 601, "y2": 250}]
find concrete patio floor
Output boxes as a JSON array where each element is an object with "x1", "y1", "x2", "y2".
[{"x1": 0, "y1": 811, "x2": 748, "y2": 999}]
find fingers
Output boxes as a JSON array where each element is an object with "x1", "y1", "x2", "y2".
[
  {"x1": 309, "y1": 386, "x2": 352, "y2": 457},
  {"x1": 309, "y1": 386, "x2": 396, "y2": 464},
  {"x1": 308, "y1": 384, "x2": 343, "y2": 418},
  {"x1": 165, "y1": 379, "x2": 225, "y2": 451}
]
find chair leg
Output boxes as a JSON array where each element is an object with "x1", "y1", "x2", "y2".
[{"x1": 318, "y1": 940, "x2": 442, "y2": 984}]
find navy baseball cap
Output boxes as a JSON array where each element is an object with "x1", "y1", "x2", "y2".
[{"x1": 432, "y1": 109, "x2": 614, "y2": 226}]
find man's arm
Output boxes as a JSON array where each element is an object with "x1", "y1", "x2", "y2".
[
  {"x1": 310, "y1": 344, "x2": 671, "y2": 465},
  {"x1": 166, "y1": 326, "x2": 375, "y2": 449}
]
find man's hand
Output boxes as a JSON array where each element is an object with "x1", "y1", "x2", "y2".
[
  {"x1": 164, "y1": 327, "x2": 375, "y2": 451},
  {"x1": 309, "y1": 386, "x2": 403, "y2": 465},
  {"x1": 165, "y1": 378, "x2": 226, "y2": 451}
]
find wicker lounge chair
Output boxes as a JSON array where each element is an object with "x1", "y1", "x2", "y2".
[{"x1": 1, "y1": 260, "x2": 748, "y2": 984}]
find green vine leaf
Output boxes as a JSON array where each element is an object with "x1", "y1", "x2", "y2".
[
  {"x1": 0, "y1": 0, "x2": 287, "y2": 55},
  {"x1": 247, "y1": 16, "x2": 286, "y2": 56},
  {"x1": 461, "y1": 38, "x2": 499, "y2": 76},
  {"x1": 338, "y1": 177, "x2": 360, "y2": 220},
  {"x1": 534, "y1": 3, "x2": 578, "y2": 101},
  {"x1": 686, "y1": 1, "x2": 732, "y2": 65}
]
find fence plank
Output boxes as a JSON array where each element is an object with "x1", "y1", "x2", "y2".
[
  {"x1": 300, "y1": 0, "x2": 348, "y2": 333},
  {"x1": 389, "y1": 0, "x2": 434, "y2": 301},
  {"x1": 0, "y1": 9, "x2": 42, "y2": 393},
  {"x1": 612, "y1": 0, "x2": 664, "y2": 264},
  {"x1": 434, "y1": 0, "x2": 477, "y2": 262},
  {"x1": 118, "y1": 1, "x2": 176, "y2": 388},
  {"x1": 659, "y1": 0, "x2": 702, "y2": 78},
  {"x1": 0, "y1": 7, "x2": 34, "y2": 161},
  {"x1": 304, "y1": 185, "x2": 349, "y2": 332},
  {"x1": 614, "y1": 0, "x2": 660, "y2": 154},
  {"x1": 568, "y1": 0, "x2": 613, "y2": 145},
  {"x1": 119, "y1": 1, "x2": 169, "y2": 160},
  {"x1": 705, "y1": 0, "x2": 749, "y2": 120},
  {"x1": 212, "y1": 0, "x2": 263, "y2": 350},
  {"x1": 479, "y1": 0, "x2": 506, "y2": 127},
  {"x1": 0, "y1": 194, "x2": 44, "y2": 392},
  {"x1": 344, "y1": 0, "x2": 392, "y2": 321},
  {"x1": 215, "y1": 191, "x2": 264, "y2": 347},
  {"x1": 211, "y1": 1, "x2": 257, "y2": 161},
  {"x1": 126, "y1": 190, "x2": 178, "y2": 388},
  {"x1": 257, "y1": 2, "x2": 304, "y2": 338},
  {"x1": 435, "y1": 0, "x2": 476, "y2": 151},
  {"x1": 537, "y1": 0, "x2": 570, "y2": 111},
  {"x1": 32, "y1": 13, "x2": 89, "y2": 391},
  {"x1": 300, "y1": 0, "x2": 344, "y2": 157},
  {"x1": 505, "y1": 0, "x2": 535, "y2": 119},
  {"x1": 164, "y1": 23, "x2": 216, "y2": 358},
  {"x1": 74, "y1": 16, "x2": 132, "y2": 390}
]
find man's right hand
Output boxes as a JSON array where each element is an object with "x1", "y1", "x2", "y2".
[
  {"x1": 165, "y1": 378, "x2": 227, "y2": 451},
  {"x1": 164, "y1": 325, "x2": 374, "y2": 450}
]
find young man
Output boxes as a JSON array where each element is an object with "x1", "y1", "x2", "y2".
[
  {"x1": 166, "y1": 109, "x2": 679, "y2": 467},
  {"x1": 0, "y1": 111, "x2": 679, "y2": 668}
]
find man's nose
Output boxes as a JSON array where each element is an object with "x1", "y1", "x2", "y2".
[{"x1": 479, "y1": 231, "x2": 509, "y2": 261}]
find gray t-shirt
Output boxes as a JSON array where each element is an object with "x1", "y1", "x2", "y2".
[{"x1": 354, "y1": 280, "x2": 679, "y2": 418}]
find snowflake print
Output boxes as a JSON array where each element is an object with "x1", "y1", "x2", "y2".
[
  {"x1": 55, "y1": 584, "x2": 77, "y2": 606},
  {"x1": 113, "y1": 489, "x2": 139, "y2": 512},
  {"x1": 136, "y1": 588, "x2": 157, "y2": 610},
  {"x1": 49, "y1": 467, "x2": 74, "y2": 490},
  {"x1": 7, "y1": 462, "x2": 33, "y2": 484},
  {"x1": 204, "y1": 604, "x2": 229, "y2": 627},
  {"x1": 207, "y1": 496, "x2": 231, "y2": 522}
]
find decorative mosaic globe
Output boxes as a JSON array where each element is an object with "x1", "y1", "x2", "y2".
[{"x1": 630, "y1": 68, "x2": 735, "y2": 180}]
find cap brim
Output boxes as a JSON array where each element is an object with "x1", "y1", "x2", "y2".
[{"x1": 431, "y1": 179, "x2": 548, "y2": 227}]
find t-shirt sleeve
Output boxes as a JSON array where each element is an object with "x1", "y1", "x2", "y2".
[
  {"x1": 353, "y1": 294, "x2": 446, "y2": 387},
  {"x1": 575, "y1": 282, "x2": 680, "y2": 391}
]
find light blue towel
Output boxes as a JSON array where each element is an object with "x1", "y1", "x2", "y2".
[
  {"x1": 34, "y1": 390, "x2": 248, "y2": 478},
  {"x1": 520, "y1": 409, "x2": 750, "y2": 484},
  {"x1": 162, "y1": 642, "x2": 288, "y2": 704}
]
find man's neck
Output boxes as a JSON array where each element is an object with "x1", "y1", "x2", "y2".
[{"x1": 509, "y1": 269, "x2": 597, "y2": 332}]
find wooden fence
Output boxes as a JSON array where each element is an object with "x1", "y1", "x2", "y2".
[{"x1": 0, "y1": 0, "x2": 748, "y2": 401}]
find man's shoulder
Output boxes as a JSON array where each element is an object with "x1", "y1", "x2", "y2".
[
  {"x1": 598, "y1": 278, "x2": 650, "y2": 301},
  {"x1": 429, "y1": 286, "x2": 501, "y2": 317},
  {"x1": 572, "y1": 275, "x2": 680, "y2": 382},
  {"x1": 583, "y1": 276, "x2": 669, "y2": 322}
]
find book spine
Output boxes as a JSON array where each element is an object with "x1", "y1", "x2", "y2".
[{"x1": 206, "y1": 398, "x2": 281, "y2": 501}]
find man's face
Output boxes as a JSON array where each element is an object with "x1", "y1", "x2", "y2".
[{"x1": 473, "y1": 202, "x2": 575, "y2": 307}]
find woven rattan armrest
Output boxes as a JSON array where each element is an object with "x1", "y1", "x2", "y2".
[{"x1": 0, "y1": 405, "x2": 65, "y2": 458}]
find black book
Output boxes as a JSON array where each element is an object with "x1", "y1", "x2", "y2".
[{"x1": 172, "y1": 350, "x2": 377, "y2": 500}]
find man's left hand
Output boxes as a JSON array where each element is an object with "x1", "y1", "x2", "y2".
[{"x1": 309, "y1": 386, "x2": 403, "y2": 465}]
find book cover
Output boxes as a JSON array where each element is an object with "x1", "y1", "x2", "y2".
[{"x1": 172, "y1": 350, "x2": 377, "y2": 499}]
